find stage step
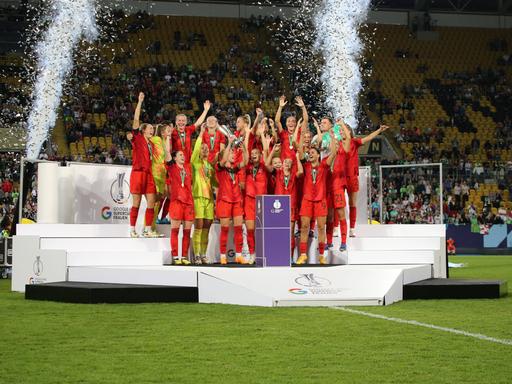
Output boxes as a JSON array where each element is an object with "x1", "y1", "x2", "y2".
[
  {"x1": 348, "y1": 237, "x2": 440, "y2": 251},
  {"x1": 41, "y1": 237, "x2": 171, "y2": 252},
  {"x1": 355, "y1": 224, "x2": 445, "y2": 238},
  {"x1": 348, "y1": 250, "x2": 435, "y2": 265},
  {"x1": 69, "y1": 266, "x2": 199, "y2": 287},
  {"x1": 25, "y1": 282, "x2": 198, "y2": 304},
  {"x1": 404, "y1": 278, "x2": 508, "y2": 300},
  {"x1": 67, "y1": 251, "x2": 167, "y2": 267},
  {"x1": 17, "y1": 224, "x2": 170, "y2": 238}
]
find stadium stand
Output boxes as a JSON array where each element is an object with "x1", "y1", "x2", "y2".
[{"x1": 1, "y1": 6, "x2": 512, "y2": 233}]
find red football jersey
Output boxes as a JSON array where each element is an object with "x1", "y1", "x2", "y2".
[
  {"x1": 274, "y1": 166, "x2": 300, "y2": 207},
  {"x1": 279, "y1": 128, "x2": 300, "y2": 160},
  {"x1": 166, "y1": 163, "x2": 193, "y2": 204},
  {"x1": 131, "y1": 130, "x2": 153, "y2": 172},
  {"x1": 346, "y1": 137, "x2": 362, "y2": 177},
  {"x1": 245, "y1": 161, "x2": 268, "y2": 198},
  {"x1": 171, "y1": 125, "x2": 196, "y2": 160},
  {"x1": 202, "y1": 129, "x2": 225, "y2": 154},
  {"x1": 331, "y1": 144, "x2": 348, "y2": 190},
  {"x1": 216, "y1": 163, "x2": 243, "y2": 203},
  {"x1": 302, "y1": 159, "x2": 329, "y2": 202}
]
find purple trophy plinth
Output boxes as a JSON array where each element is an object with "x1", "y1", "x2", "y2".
[{"x1": 255, "y1": 195, "x2": 291, "y2": 267}]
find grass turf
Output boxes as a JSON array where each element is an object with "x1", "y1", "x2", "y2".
[{"x1": 0, "y1": 256, "x2": 510, "y2": 383}]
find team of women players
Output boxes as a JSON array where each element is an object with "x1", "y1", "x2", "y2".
[{"x1": 128, "y1": 92, "x2": 388, "y2": 265}]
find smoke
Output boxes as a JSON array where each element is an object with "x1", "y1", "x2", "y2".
[
  {"x1": 314, "y1": 0, "x2": 371, "y2": 128},
  {"x1": 25, "y1": 0, "x2": 98, "y2": 159}
]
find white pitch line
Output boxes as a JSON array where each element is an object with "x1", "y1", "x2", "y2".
[{"x1": 333, "y1": 307, "x2": 512, "y2": 346}]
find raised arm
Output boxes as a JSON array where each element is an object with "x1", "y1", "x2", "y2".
[
  {"x1": 295, "y1": 151, "x2": 304, "y2": 177},
  {"x1": 132, "y1": 92, "x2": 144, "y2": 129},
  {"x1": 251, "y1": 108, "x2": 264, "y2": 134},
  {"x1": 312, "y1": 117, "x2": 321, "y2": 138},
  {"x1": 326, "y1": 132, "x2": 339, "y2": 167},
  {"x1": 361, "y1": 124, "x2": 389, "y2": 144},
  {"x1": 268, "y1": 118, "x2": 278, "y2": 143},
  {"x1": 219, "y1": 136, "x2": 233, "y2": 167},
  {"x1": 191, "y1": 123, "x2": 206, "y2": 164},
  {"x1": 339, "y1": 120, "x2": 352, "y2": 152},
  {"x1": 164, "y1": 128, "x2": 173, "y2": 162},
  {"x1": 240, "y1": 138, "x2": 249, "y2": 168},
  {"x1": 193, "y1": 100, "x2": 211, "y2": 128},
  {"x1": 275, "y1": 95, "x2": 287, "y2": 133},
  {"x1": 295, "y1": 96, "x2": 308, "y2": 130}
]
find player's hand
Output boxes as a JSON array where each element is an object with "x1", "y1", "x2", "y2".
[
  {"x1": 279, "y1": 95, "x2": 287, "y2": 108},
  {"x1": 126, "y1": 132, "x2": 133, "y2": 141},
  {"x1": 273, "y1": 143, "x2": 281, "y2": 153},
  {"x1": 295, "y1": 96, "x2": 305, "y2": 108},
  {"x1": 380, "y1": 124, "x2": 389, "y2": 132},
  {"x1": 138, "y1": 92, "x2": 145, "y2": 103},
  {"x1": 204, "y1": 100, "x2": 211, "y2": 110},
  {"x1": 256, "y1": 107, "x2": 263, "y2": 117}
]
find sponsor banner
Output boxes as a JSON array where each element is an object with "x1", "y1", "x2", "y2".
[
  {"x1": 446, "y1": 224, "x2": 512, "y2": 250},
  {"x1": 69, "y1": 163, "x2": 133, "y2": 224}
]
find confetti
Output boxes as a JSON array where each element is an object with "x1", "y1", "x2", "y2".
[{"x1": 25, "y1": 0, "x2": 98, "y2": 159}]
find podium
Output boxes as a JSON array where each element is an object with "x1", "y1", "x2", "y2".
[{"x1": 255, "y1": 195, "x2": 291, "y2": 267}]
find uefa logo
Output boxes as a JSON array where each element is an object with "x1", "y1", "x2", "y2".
[
  {"x1": 271, "y1": 199, "x2": 283, "y2": 214},
  {"x1": 33, "y1": 256, "x2": 43, "y2": 277},
  {"x1": 294, "y1": 274, "x2": 331, "y2": 287},
  {"x1": 110, "y1": 172, "x2": 130, "y2": 204}
]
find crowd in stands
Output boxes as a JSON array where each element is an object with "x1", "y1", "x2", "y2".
[{"x1": 1, "y1": 10, "x2": 511, "y2": 233}]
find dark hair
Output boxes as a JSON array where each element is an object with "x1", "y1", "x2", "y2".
[
  {"x1": 321, "y1": 116, "x2": 334, "y2": 125},
  {"x1": 140, "y1": 123, "x2": 152, "y2": 132},
  {"x1": 309, "y1": 146, "x2": 320, "y2": 157}
]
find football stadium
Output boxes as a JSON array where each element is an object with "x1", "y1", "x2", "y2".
[{"x1": 0, "y1": 0, "x2": 511, "y2": 382}]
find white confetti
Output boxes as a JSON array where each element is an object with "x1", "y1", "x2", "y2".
[{"x1": 25, "y1": 0, "x2": 98, "y2": 159}]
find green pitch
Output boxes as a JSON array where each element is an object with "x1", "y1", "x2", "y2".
[{"x1": 1, "y1": 256, "x2": 510, "y2": 384}]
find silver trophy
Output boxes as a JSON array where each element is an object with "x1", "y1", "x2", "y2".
[
  {"x1": 115, "y1": 172, "x2": 126, "y2": 202},
  {"x1": 218, "y1": 125, "x2": 243, "y2": 147}
]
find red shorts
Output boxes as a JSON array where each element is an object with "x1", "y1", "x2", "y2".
[
  {"x1": 328, "y1": 189, "x2": 347, "y2": 209},
  {"x1": 300, "y1": 199, "x2": 328, "y2": 218},
  {"x1": 216, "y1": 199, "x2": 244, "y2": 219},
  {"x1": 346, "y1": 176, "x2": 359, "y2": 193},
  {"x1": 130, "y1": 170, "x2": 156, "y2": 195},
  {"x1": 244, "y1": 195, "x2": 256, "y2": 221},
  {"x1": 169, "y1": 200, "x2": 194, "y2": 221}
]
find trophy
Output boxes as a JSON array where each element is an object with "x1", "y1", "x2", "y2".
[
  {"x1": 115, "y1": 172, "x2": 126, "y2": 202},
  {"x1": 218, "y1": 125, "x2": 243, "y2": 147}
]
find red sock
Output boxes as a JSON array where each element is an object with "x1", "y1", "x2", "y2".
[
  {"x1": 326, "y1": 221, "x2": 333, "y2": 244},
  {"x1": 247, "y1": 228, "x2": 255, "y2": 254},
  {"x1": 234, "y1": 225, "x2": 243, "y2": 253},
  {"x1": 182, "y1": 229, "x2": 191, "y2": 258},
  {"x1": 300, "y1": 242, "x2": 307, "y2": 255},
  {"x1": 130, "y1": 206, "x2": 139, "y2": 227},
  {"x1": 145, "y1": 208, "x2": 154, "y2": 227},
  {"x1": 340, "y1": 219, "x2": 347, "y2": 244},
  {"x1": 220, "y1": 226, "x2": 229, "y2": 254},
  {"x1": 161, "y1": 198, "x2": 170, "y2": 219},
  {"x1": 334, "y1": 210, "x2": 339, "y2": 227},
  {"x1": 318, "y1": 242, "x2": 325, "y2": 256},
  {"x1": 171, "y1": 228, "x2": 180, "y2": 257},
  {"x1": 349, "y1": 206, "x2": 357, "y2": 229}
]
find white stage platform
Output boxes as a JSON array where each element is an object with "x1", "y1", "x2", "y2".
[{"x1": 12, "y1": 224, "x2": 446, "y2": 307}]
